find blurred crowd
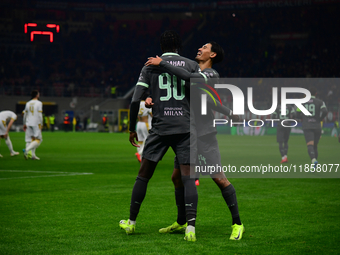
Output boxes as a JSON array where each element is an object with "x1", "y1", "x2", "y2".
[{"x1": 0, "y1": 4, "x2": 339, "y2": 105}]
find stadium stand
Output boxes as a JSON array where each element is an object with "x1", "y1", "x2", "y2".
[{"x1": 0, "y1": 1, "x2": 339, "y2": 107}]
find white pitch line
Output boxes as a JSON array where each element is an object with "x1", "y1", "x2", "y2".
[{"x1": 0, "y1": 170, "x2": 93, "y2": 180}]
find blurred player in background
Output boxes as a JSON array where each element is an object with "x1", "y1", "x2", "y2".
[
  {"x1": 120, "y1": 30, "x2": 199, "y2": 242},
  {"x1": 22, "y1": 110, "x2": 40, "y2": 160},
  {"x1": 272, "y1": 104, "x2": 295, "y2": 163},
  {"x1": 23, "y1": 90, "x2": 43, "y2": 160},
  {"x1": 135, "y1": 100, "x2": 152, "y2": 163},
  {"x1": 296, "y1": 87, "x2": 327, "y2": 169},
  {"x1": 0, "y1": 110, "x2": 20, "y2": 158},
  {"x1": 49, "y1": 114, "x2": 55, "y2": 132},
  {"x1": 145, "y1": 41, "x2": 244, "y2": 241},
  {"x1": 102, "y1": 114, "x2": 108, "y2": 132}
]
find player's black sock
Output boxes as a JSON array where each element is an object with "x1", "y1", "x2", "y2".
[
  {"x1": 279, "y1": 143, "x2": 285, "y2": 157},
  {"x1": 307, "y1": 145, "x2": 315, "y2": 159},
  {"x1": 195, "y1": 171, "x2": 200, "y2": 180},
  {"x1": 175, "y1": 187, "x2": 186, "y2": 225},
  {"x1": 222, "y1": 184, "x2": 242, "y2": 225},
  {"x1": 181, "y1": 175, "x2": 198, "y2": 227},
  {"x1": 284, "y1": 142, "x2": 288, "y2": 156},
  {"x1": 314, "y1": 145, "x2": 318, "y2": 159},
  {"x1": 129, "y1": 176, "x2": 149, "y2": 221}
]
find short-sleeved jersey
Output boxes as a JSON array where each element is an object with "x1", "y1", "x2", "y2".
[
  {"x1": 24, "y1": 99, "x2": 43, "y2": 126},
  {"x1": 299, "y1": 96, "x2": 327, "y2": 129},
  {"x1": 192, "y1": 68, "x2": 220, "y2": 137},
  {"x1": 0, "y1": 111, "x2": 17, "y2": 122},
  {"x1": 135, "y1": 52, "x2": 200, "y2": 135},
  {"x1": 272, "y1": 105, "x2": 295, "y2": 128},
  {"x1": 200, "y1": 68, "x2": 219, "y2": 81}
]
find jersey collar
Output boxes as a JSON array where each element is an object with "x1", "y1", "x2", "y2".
[{"x1": 161, "y1": 53, "x2": 180, "y2": 57}]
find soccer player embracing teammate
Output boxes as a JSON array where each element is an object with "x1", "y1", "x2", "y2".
[
  {"x1": 145, "y1": 41, "x2": 244, "y2": 241},
  {"x1": 120, "y1": 31, "x2": 199, "y2": 241}
]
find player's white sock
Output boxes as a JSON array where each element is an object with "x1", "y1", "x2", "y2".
[
  {"x1": 186, "y1": 225, "x2": 195, "y2": 233},
  {"x1": 26, "y1": 140, "x2": 40, "y2": 152},
  {"x1": 137, "y1": 145, "x2": 142, "y2": 155},
  {"x1": 140, "y1": 141, "x2": 145, "y2": 154},
  {"x1": 128, "y1": 219, "x2": 136, "y2": 225},
  {"x1": 312, "y1": 158, "x2": 317, "y2": 163},
  {"x1": 5, "y1": 136, "x2": 14, "y2": 153},
  {"x1": 137, "y1": 141, "x2": 144, "y2": 155},
  {"x1": 26, "y1": 142, "x2": 36, "y2": 156},
  {"x1": 32, "y1": 148, "x2": 36, "y2": 157}
]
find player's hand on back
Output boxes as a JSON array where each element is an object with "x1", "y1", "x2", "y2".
[
  {"x1": 23, "y1": 125, "x2": 27, "y2": 132},
  {"x1": 145, "y1": 55, "x2": 162, "y2": 66},
  {"x1": 129, "y1": 131, "x2": 140, "y2": 147},
  {"x1": 145, "y1": 97, "x2": 154, "y2": 108}
]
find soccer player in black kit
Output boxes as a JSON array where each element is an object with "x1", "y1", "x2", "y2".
[
  {"x1": 145, "y1": 41, "x2": 244, "y2": 240},
  {"x1": 119, "y1": 31, "x2": 199, "y2": 241},
  {"x1": 296, "y1": 87, "x2": 327, "y2": 169},
  {"x1": 272, "y1": 105, "x2": 295, "y2": 163}
]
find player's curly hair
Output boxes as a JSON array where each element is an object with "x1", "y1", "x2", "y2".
[
  {"x1": 31, "y1": 90, "x2": 39, "y2": 99},
  {"x1": 160, "y1": 30, "x2": 182, "y2": 53},
  {"x1": 209, "y1": 41, "x2": 224, "y2": 64}
]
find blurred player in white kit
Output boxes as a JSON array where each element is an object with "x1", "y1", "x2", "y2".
[
  {"x1": 23, "y1": 90, "x2": 43, "y2": 160},
  {"x1": 135, "y1": 100, "x2": 152, "y2": 163},
  {"x1": 0, "y1": 110, "x2": 20, "y2": 158}
]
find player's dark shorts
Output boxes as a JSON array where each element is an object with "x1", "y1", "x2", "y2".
[
  {"x1": 174, "y1": 133, "x2": 221, "y2": 176},
  {"x1": 143, "y1": 129, "x2": 195, "y2": 164},
  {"x1": 277, "y1": 126, "x2": 291, "y2": 143},
  {"x1": 303, "y1": 128, "x2": 322, "y2": 144}
]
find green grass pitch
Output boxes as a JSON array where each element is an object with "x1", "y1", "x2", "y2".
[{"x1": 0, "y1": 132, "x2": 339, "y2": 254}]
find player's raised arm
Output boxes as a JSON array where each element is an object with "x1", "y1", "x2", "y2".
[
  {"x1": 208, "y1": 100, "x2": 233, "y2": 117},
  {"x1": 320, "y1": 101, "x2": 328, "y2": 120}
]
